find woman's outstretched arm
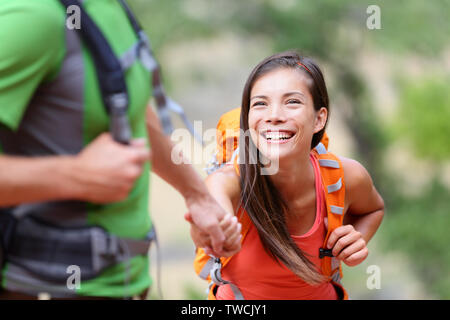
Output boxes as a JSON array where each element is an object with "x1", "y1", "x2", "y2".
[{"x1": 188, "y1": 164, "x2": 242, "y2": 257}]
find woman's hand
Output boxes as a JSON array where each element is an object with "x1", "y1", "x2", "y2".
[{"x1": 325, "y1": 219, "x2": 369, "y2": 267}]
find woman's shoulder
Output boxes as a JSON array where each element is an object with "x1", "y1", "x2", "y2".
[
  {"x1": 205, "y1": 164, "x2": 241, "y2": 209},
  {"x1": 338, "y1": 156, "x2": 372, "y2": 186},
  {"x1": 337, "y1": 156, "x2": 376, "y2": 206}
]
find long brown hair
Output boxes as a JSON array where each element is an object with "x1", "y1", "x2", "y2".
[{"x1": 238, "y1": 50, "x2": 330, "y2": 285}]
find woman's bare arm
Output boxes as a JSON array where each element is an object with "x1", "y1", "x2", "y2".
[
  {"x1": 325, "y1": 157, "x2": 385, "y2": 266},
  {"x1": 187, "y1": 164, "x2": 242, "y2": 256},
  {"x1": 341, "y1": 157, "x2": 385, "y2": 244},
  {"x1": 205, "y1": 164, "x2": 241, "y2": 217}
]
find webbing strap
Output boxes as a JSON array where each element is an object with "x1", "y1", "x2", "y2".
[
  {"x1": 318, "y1": 159, "x2": 340, "y2": 168},
  {"x1": 117, "y1": 0, "x2": 204, "y2": 144},
  {"x1": 60, "y1": 0, "x2": 132, "y2": 144},
  {"x1": 119, "y1": 40, "x2": 142, "y2": 71},
  {"x1": 330, "y1": 205, "x2": 344, "y2": 215},
  {"x1": 327, "y1": 177, "x2": 343, "y2": 193},
  {"x1": 199, "y1": 257, "x2": 215, "y2": 280},
  {"x1": 315, "y1": 142, "x2": 327, "y2": 155},
  {"x1": 6, "y1": 215, "x2": 155, "y2": 282},
  {"x1": 210, "y1": 258, "x2": 245, "y2": 300},
  {"x1": 331, "y1": 269, "x2": 342, "y2": 283}
]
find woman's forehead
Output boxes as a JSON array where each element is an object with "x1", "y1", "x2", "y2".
[{"x1": 251, "y1": 68, "x2": 311, "y2": 98}]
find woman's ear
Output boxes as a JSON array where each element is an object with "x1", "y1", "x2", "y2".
[{"x1": 313, "y1": 107, "x2": 328, "y2": 134}]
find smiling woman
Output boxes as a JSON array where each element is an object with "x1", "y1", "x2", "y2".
[
  {"x1": 239, "y1": 52, "x2": 332, "y2": 285},
  {"x1": 193, "y1": 50, "x2": 385, "y2": 300}
]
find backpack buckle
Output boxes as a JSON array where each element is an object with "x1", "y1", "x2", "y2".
[
  {"x1": 319, "y1": 248, "x2": 334, "y2": 259},
  {"x1": 210, "y1": 258, "x2": 226, "y2": 286}
]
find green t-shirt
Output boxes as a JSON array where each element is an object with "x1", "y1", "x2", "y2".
[{"x1": 0, "y1": 0, "x2": 153, "y2": 297}]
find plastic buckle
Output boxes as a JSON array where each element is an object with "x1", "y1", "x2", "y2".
[
  {"x1": 107, "y1": 93, "x2": 128, "y2": 113},
  {"x1": 210, "y1": 258, "x2": 225, "y2": 286},
  {"x1": 319, "y1": 248, "x2": 334, "y2": 259}
]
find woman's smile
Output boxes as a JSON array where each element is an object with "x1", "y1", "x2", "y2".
[{"x1": 260, "y1": 129, "x2": 297, "y2": 144}]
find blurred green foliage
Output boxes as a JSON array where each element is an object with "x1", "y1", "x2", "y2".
[
  {"x1": 126, "y1": 0, "x2": 450, "y2": 298},
  {"x1": 395, "y1": 77, "x2": 450, "y2": 163},
  {"x1": 379, "y1": 180, "x2": 450, "y2": 298},
  {"x1": 183, "y1": 282, "x2": 206, "y2": 300}
]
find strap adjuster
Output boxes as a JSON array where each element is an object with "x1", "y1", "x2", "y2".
[
  {"x1": 319, "y1": 248, "x2": 334, "y2": 259},
  {"x1": 210, "y1": 258, "x2": 226, "y2": 286},
  {"x1": 107, "y1": 93, "x2": 128, "y2": 113}
]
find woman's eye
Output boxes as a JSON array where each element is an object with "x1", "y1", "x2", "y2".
[
  {"x1": 287, "y1": 99, "x2": 301, "y2": 104},
  {"x1": 252, "y1": 101, "x2": 266, "y2": 107}
]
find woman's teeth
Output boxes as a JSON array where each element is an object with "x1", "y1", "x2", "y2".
[{"x1": 264, "y1": 132, "x2": 293, "y2": 141}]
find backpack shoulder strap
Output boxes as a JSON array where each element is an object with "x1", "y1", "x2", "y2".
[
  {"x1": 312, "y1": 142, "x2": 346, "y2": 280},
  {"x1": 59, "y1": 0, "x2": 132, "y2": 144}
]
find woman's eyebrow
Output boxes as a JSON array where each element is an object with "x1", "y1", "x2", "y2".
[
  {"x1": 250, "y1": 95, "x2": 268, "y2": 100},
  {"x1": 250, "y1": 92, "x2": 305, "y2": 100},
  {"x1": 283, "y1": 91, "x2": 306, "y2": 99}
]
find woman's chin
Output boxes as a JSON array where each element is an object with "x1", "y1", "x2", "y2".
[{"x1": 258, "y1": 148, "x2": 293, "y2": 165}]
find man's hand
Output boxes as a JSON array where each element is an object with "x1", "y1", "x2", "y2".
[
  {"x1": 325, "y1": 218, "x2": 369, "y2": 267},
  {"x1": 72, "y1": 133, "x2": 150, "y2": 204},
  {"x1": 186, "y1": 212, "x2": 242, "y2": 257}
]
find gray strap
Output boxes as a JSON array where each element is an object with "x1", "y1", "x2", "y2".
[
  {"x1": 229, "y1": 147, "x2": 239, "y2": 164},
  {"x1": 331, "y1": 269, "x2": 342, "y2": 283},
  {"x1": 204, "y1": 152, "x2": 226, "y2": 175},
  {"x1": 327, "y1": 178, "x2": 342, "y2": 193},
  {"x1": 318, "y1": 159, "x2": 340, "y2": 168},
  {"x1": 331, "y1": 258, "x2": 341, "y2": 273},
  {"x1": 210, "y1": 259, "x2": 245, "y2": 300},
  {"x1": 137, "y1": 32, "x2": 204, "y2": 145},
  {"x1": 121, "y1": 238, "x2": 150, "y2": 256},
  {"x1": 120, "y1": 41, "x2": 140, "y2": 71},
  {"x1": 166, "y1": 97, "x2": 204, "y2": 144},
  {"x1": 315, "y1": 142, "x2": 327, "y2": 155},
  {"x1": 120, "y1": 32, "x2": 158, "y2": 73},
  {"x1": 90, "y1": 227, "x2": 154, "y2": 276},
  {"x1": 121, "y1": 227, "x2": 156, "y2": 257},
  {"x1": 199, "y1": 257, "x2": 216, "y2": 280},
  {"x1": 330, "y1": 205, "x2": 344, "y2": 215},
  {"x1": 4, "y1": 263, "x2": 79, "y2": 298},
  {"x1": 137, "y1": 31, "x2": 158, "y2": 71},
  {"x1": 228, "y1": 282, "x2": 245, "y2": 300}
]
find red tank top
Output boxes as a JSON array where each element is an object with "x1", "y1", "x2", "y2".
[{"x1": 216, "y1": 154, "x2": 338, "y2": 300}]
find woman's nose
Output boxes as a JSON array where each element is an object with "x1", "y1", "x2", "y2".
[{"x1": 265, "y1": 105, "x2": 286, "y2": 124}]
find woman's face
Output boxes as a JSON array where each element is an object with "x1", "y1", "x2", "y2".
[{"x1": 248, "y1": 67, "x2": 326, "y2": 163}]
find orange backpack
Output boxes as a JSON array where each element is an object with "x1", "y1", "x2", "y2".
[{"x1": 196, "y1": 108, "x2": 348, "y2": 300}]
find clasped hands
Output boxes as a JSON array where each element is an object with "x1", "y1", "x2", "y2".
[{"x1": 184, "y1": 211, "x2": 242, "y2": 258}]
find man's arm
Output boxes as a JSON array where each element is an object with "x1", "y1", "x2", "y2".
[
  {"x1": 146, "y1": 106, "x2": 227, "y2": 255},
  {"x1": 0, "y1": 134, "x2": 150, "y2": 207},
  {"x1": 0, "y1": 155, "x2": 77, "y2": 207}
]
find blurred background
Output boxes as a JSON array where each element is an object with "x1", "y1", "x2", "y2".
[{"x1": 127, "y1": 0, "x2": 450, "y2": 299}]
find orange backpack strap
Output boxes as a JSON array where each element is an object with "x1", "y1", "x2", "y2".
[{"x1": 312, "y1": 142, "x2": 346, "y2": 282}]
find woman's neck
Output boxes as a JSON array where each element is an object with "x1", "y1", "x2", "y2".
[{"x1": 270, "y1": 151, "x2": 315, "y2": 203}]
